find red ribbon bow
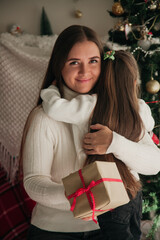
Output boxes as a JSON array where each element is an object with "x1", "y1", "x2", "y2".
[{"x1": 67, "y1": 169, "x2": 123, "y2": 223}]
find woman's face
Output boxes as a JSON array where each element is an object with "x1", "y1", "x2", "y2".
[{"x1": 62, "y1": 40, "x2": 101, "y2": 94}]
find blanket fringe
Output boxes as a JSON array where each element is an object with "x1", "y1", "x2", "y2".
[{"x1": 0, "y1": 142, "x2": 19, "y2": 182}]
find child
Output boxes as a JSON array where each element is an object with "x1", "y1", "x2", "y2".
[
  {"x1": 40, "y1": 50, "x2": 159, "y2": 240},
  {"x1": 40, "y1": 86, "x2": 154, "y2": 170},
  {"x1": 41, "y1": 84, "x2": 97, "y2": 167}
]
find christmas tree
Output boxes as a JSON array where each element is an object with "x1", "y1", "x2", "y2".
[
  {"x1": 40, "y1": 7, "x2": 53, "y2": 36},
  {"x1": 106, "y1": 1, "x2": 160, "y2": 239}
]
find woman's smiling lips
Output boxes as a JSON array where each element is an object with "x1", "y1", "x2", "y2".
[{"x1": 76, "y1": 78, "x2": 91, "y2": 83}]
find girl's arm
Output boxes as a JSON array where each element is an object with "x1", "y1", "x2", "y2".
[
  {"x1": 40, "y1": 85, "x2": 97, "y2": 125},
  {"x1": 107, "y1": 130, "x2": 160, "y2": 175},
  {"x1": 84, "y1": 124, "x2": 160, "y2": 175},
  {"x1": 83, "y1": 101, "x2": 160, "y2": 176},
  {"x1": 138, "y1": 99, "x2": 154, "y2": 131}
]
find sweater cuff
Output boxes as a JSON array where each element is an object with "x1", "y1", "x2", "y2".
[
  {"x1": 106, "y1": 131, "x2": 123, "y2": 156},
  {"x1": 106, "y1": 131, "x2": 116, "y2": 154}
]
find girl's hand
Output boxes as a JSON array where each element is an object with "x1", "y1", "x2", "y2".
[{"x1": 83, "y1": 124, "x2": 113, "y2": 155}]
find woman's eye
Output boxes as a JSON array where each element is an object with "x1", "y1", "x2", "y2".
[
  {"x1": 70, "y1": 61, "x2": 79, "y2": 65},
  {"x1": 90, "y1": 59, "x2": 98, "y2": 63}
]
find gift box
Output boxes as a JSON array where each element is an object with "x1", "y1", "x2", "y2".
[{"x1": 62, "y1": 161, "x2": 130, "y2": 223}]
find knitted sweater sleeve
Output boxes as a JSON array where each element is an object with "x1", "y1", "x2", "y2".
[
  {"x1": 40, "y1": 85, "x2": 97, "y2": 124},
  {"x1": 138, "y1": 99, "x2": 154, "y2": 131},
  {"x1": 107, "y1": 101, "x2": 160, "y2": 175},
  {"x1": 23, "y1": 108, "x2": 70, "y2": 210},
  {"x1": 107, "y1": 130, "x2": 160, "y2": 175}
]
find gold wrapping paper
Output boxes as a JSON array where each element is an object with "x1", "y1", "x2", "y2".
[{"x1": 62, "y1": 161, "x2": 130, "y2": 219}]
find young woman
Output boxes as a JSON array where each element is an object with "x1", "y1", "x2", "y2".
[
  {"x1": 22, "y1": 25, "x2": 160, "y2": 240},
  {"x1": 40, "y1": 50, "x2": 160, "y2": 240},
  {"x1": 22, "y1": 25, "x2": 104, "y2": 240}
]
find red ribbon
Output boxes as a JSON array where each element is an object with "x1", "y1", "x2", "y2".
[
  {"x1": 152, "y1": 133, "x2": 160, "y2": 145},
  {"x1": 146, "y1": 100, "x2": 160, "y2": 104},
  {"x1": 67, "y1": 169, "x2": 123, "y2": 224}
]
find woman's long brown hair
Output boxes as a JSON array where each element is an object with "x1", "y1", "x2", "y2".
[
  {"x1": 85, "y1": 50, "x2": 143, "y2": 199},
  {"x1": 18, "y1": 25, "x2": 103, "y2": 180},
  {"x1": 37, "y1": 25, "x2": 103, "y2": 104}
]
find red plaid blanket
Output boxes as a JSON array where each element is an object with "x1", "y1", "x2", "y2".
[{"x1": 0, "y1": 166, "x2": 35, "y2": 240}]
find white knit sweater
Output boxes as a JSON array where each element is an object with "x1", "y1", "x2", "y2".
[
  {"x1": 41, "y1": 85, "x2": 160, "y2": 178},
  {"x1": 23, "y1": 85, "x2": 160, "y2": 233}
]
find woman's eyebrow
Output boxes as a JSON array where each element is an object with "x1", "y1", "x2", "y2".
[
  {"x1": 89, "y1": 56, "x2": 100, "y2": 59},
  {"x1": 67, "y1": 56, "x2": 100, "y2": 62},
  {"x1": 67, "y1": 58, "x2": 80, "y2": 62}
]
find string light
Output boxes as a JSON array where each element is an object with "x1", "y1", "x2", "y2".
[{"x1": 131, "y1": 46, "x2": 160, "y2": 56}]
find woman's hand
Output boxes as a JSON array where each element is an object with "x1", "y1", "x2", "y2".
[{"x1": 83, "y1": 124, "x2": 113, "y2": 155}]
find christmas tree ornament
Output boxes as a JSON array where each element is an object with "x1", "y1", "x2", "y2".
[
  {"x1": 147, "y1": 32, "x2": 153, "y2": 41},
  {"x1": 125, "y1": 23, "x2": 132, "y2": 39},
  {"x1": 138, "y1": 38, "x2": 151, "y2": 51},
  {"x1": 9, "y1": 24, "x2": 22, "y2": 35},
  {"x1": 132, "y1": 46, "x2": 147, "y2": 55},
  {"x1": 146, "y1": 77, "x2": 160, "y2": 94},
  {"x1": 136, "y1": 26, "x2": 141, "y2": 32},
  {"x1": 154, "y1": 22, "x2": 160, "y2": 31},
  {"x1": 75, "y1": 10, "x2": 82, "y2": 18},
  {"x1": 119, "y1": 24, "x2": 125, "y2": 31},
  {"x1": 113, "y1": 20, "x2": 125, "y2": 31},
  {"x1": 148, "y1": 1, "x2": 158, "y2": 10},
  {"x1": 155, "y1": 71, "x2": 158, "y2": 77},
  {"x1": 140, "y1": 26, "x2": 149, "y2": 39},
  {"x1": 112, "y1": 1, "x2": 124, "y2": 16}
]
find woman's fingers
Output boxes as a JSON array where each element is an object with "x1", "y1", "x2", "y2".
[
  {"x1": 90, "y1": 123, "x2": 104, "y2": 130},
  {"x1": 84, "y1": 149, "x2": 97, "y2": 155},
  {"x1": 83, "y1": 124, "x2": 113, "y2": 154},
  {"x1": 83, "y1": 137, "x2": 92, "y2": 144},
  {"x1": 83, "y1": 144, "x2": 94, "y2": 150}
]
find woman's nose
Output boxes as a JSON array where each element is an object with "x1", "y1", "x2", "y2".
[{"x1": 79, "y1": 63, "x2": 88, "y2": 75}]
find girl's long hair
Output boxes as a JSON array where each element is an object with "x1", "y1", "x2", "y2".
[{"x1": 85, "y1": 50, "x2": 143, "y2": 199}]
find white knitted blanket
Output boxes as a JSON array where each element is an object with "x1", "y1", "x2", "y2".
[{"x1": 0, "y1": 33, "x2": 57, "y2": 180}]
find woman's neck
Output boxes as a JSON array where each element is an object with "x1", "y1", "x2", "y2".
[{"x1": 63, "y1": 85, "x2": 79, "y2": 100}]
